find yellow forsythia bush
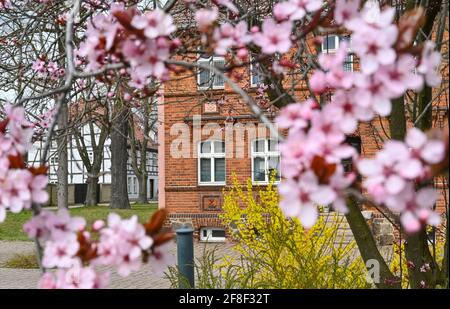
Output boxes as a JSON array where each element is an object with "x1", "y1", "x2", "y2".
[{"x1": 218, "y1": 175, "x2": 371, "y2": 289}]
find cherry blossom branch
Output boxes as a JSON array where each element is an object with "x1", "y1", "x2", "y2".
[{"x1": 346, "y1": 188, "x2": 401, "y2": 230}]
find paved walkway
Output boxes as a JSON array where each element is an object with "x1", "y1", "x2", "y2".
[{"x1": 0, "y1": 240, "x2": 234, "y2": 289}]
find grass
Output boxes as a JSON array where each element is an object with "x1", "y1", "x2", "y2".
[
  {"x1": 2, "y1": 254, "x2": 40, "y2": 269},
  {"x1": 0, "y1": 203, "x2": 158, "y2": 241}
]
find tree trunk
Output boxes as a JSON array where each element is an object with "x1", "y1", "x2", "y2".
[
  {"x1": 345, "y1": 197, "x2": 401, "y2": 288},
  {"x1": 137, "y1": 172, "x2": 148, "y2": 204},
  {"x1": 56, "y1": 102, "x2": 68, "y2": 209},
  {"x1": 110, "y1": 109, "x2": 130, "y2": 209},
  {"x1": 400, "y1": 0, "x2": 443, "y2": 288},
  {"x1": 85, "y1": 175, "x2": 99, "y2": 206}
]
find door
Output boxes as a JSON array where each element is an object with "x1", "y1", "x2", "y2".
[
  {"x1": 74, "y1": 184, "x2": 87, "y2": 204},
  {"x1": 150, "y1": 179, "x2": 154, "y2": 200}
]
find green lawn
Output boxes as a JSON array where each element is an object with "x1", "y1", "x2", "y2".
[{"x1": 0, "y1": 203, "x2": 158, "y2": 241}]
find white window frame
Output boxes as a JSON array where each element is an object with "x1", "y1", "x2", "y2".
[
  {"x1": 198, "y1": 140, "x2": 226, "y2": 186},
  {"x1": 197, "y1": 55, "x2": 225, "y2": 90},
  {"x1": 200, "y1": 227, "x2": 226, "y2": 242},
  {"x1": 251, "y1": 138, "x2": 281, "y2": 184},
  {"x1": 321, "y1": 35, "x2": 353, "y2": 72}
]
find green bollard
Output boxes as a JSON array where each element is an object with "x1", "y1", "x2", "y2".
[{"x1": 176, "y1": 225, "x2": 194, "y2": 288}]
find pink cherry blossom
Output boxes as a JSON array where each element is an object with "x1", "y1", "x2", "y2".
[
  {"x1": 334, "y1": 0, "x2": 360, "y2": 27},
  {"x1": 309, "y1": 104, "x2": 346, "y2": 145},
  {"x1": 273, "y1": 2, "x2": 297, "y2": 21},
  {"x1": 0, "y1": 169, "x2": 33, "y2": 213},
  {"x1": 377, "y1": 55, "x2": 424, "y2": 97},
  {"x1": 417, "y1": 41, "x2": 442, "y2": 87},
  {"x1": 357, "y1": 141, "x2": 410, "y2": 200},
  {"x1": 385, "y1": 184, "x2": 441, "y2": 234},
  {"x1": 353, "y1": 73, "x2": 395, "y2": 116},
  {"x1": 279, "y1": 171, "x2": 336, "y2": 228},
  {"x1": 149, "y1": 241, "x2": 176, "y2": 276},
  {"x1": 404, "y1": 127, "x2": 445, "y2": 165},
  {"x1": 42, "y1": 235, "x2": 80, "y2": 268},
  {"x1": 30, "y1": 175, "x2": 49, "y2": 204},
  {"x1": 274, "y1": 0, "x2": 322, "y2": 22},
  {"x1": 0, "y1": 0, "x2": 11, "y2": 9},
  {"x1": 32, "y1": 59, "x2": 47, "y2": 75},
  {"x1": 348, "y1": 1, "x2": 397, "y2": 74},
  {"x1": 275, "y1": 99, "x2": 315, "y2": 132},
  {"x1": 38, "y1": 273, "x2": 57, "y2": 289},
  {"x1": 213, "y1": 21, "x2": 252, "y2": 55},
  {"x1": 131, "y1": 9, "x2": 176, "y2": 39},
  {"x1": 94, "y1": 213, "x2": 153, "y2": 276},
  {"x1": 77, "y1": 13, "x2": 119, "y2": 71},
  {"x1": 315, "y1": 42, "x2": 354, "y2": 90},
  {"x1": 253, "y1": 18, "x2": 292, "y2": 54},
  {"x1": 195, "y1": 7, "x2": 219, "y2": 33},
  {"x1": 279, "y1": 131, "x2": 316, "y2": 178},
  {"x1": 328, "y1": 89, "x2": 373, "y2": 134},
  {"x1": 1, "y1": 104, "x2": 33, "y2": 156},
  {"x1": 38, "y1": 262, "x2": 108, "y2": 289},
  {"x1": 309, "y1": 70, "x2": 327, "y2": 93}
]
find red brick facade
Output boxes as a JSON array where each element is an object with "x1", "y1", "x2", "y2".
[{"x1": 158, "y1": 36, "x2": 449, "y2": 240}]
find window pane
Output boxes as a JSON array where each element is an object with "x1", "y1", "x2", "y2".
[
  {"x1": 253, "y1": 157, "x2": 266, "y2": 182},
  {"x1": 211, "y1": 229, "x2": 225, "y2": 238},
  {"x1": 213, "y1": 73, "x2": 224, "y2": 87},
  {"x1": 213, "y1": 59, "x2": 225, "y2": 87},
  {"x1": 200, "y1": 141, "x2": 211, "y2": 153},
  {"x1": 268, "y1": 139, "x2": 278, "y2": 152},
  {"x1": 251, "y1": 64, "x2": 261, "y2": 85},
  {"x1": 200, "y1": 158, "x2": 211, "y2": 182},
  {"x1": 253, "y1": 140, "x2": 265, "y2": 153},
  {"x1": 343, "y1": 54, "x2": 353, "y2": 72},
  {"x1": 323, "y1": 35, "x2": 336, "y2": 51},
  {"x1": 214, "y1": 141, "x2": 225, "y2": 154},
  {"x1": 268, "y1": 156, "x2": 281, "y2": 181},
  {"x1": 199, "y1": 68, "x2": 210, "y2": 87},
  {"x1": 214, "y1": 158, "x2": 225, "y2": 182}
]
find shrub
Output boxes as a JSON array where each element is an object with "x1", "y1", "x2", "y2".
[{"x1": 166, "y1": 176, "x2": 371, "y2": 288}]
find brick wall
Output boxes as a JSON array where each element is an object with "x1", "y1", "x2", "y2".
[{"x1": 160, "y1": 33, "x2": 449, "y2": 240}]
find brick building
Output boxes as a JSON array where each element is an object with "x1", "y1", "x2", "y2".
[{"x1": 158, "y1": 19, "x2": 448, "y2": 241}]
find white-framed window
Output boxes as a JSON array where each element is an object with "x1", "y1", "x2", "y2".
[
  {"x1": 250, "y1": 61, "x2": 263, "y2": 87},
  {"x1": 200, "y1": 227, "x2": 226, "y2": 242},
  {"x1": 251, "y1": 138, "x2": 281, "y2": 184},
  {"x1": 197, "y1": 55, "x2": 225, "y2": 90},
  {"x1": 127, "y1": 176, "x2": 132, "y2": 193},
  {"x1": 133, "y1": 177, "x2": 137, "y2": 194},
  {"x1": 321, "y1": 35, "x2": 353, "y2": 72},
  {"x1": 198, "y1": 140, "x2": 226, "y2": 185}
]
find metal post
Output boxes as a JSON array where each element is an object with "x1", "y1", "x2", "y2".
[{"x1": 176, "y1": 225, "x2": 195, "y2": 288}]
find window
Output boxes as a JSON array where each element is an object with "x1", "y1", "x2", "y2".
[
  {"x1": 321, "y1": 35, "x2": 353, "y2": 72},
  {"x1": 200, "y1": 227, "x2": 226, "y2": 242},
  {"x1": 127, "y1": 177, "x2": 132, "y2": 193},
  {"x1": 251, "y1": 139, "x2": 281, "y2": 183},
  {"x1": 197, "y1": 55, "x2": 225, "y2": 90},
  {"x1": 133, "y1": 177, "x2": 137, "y2": 194},
  {"x1": 198, "y1": 140, "x2": 226, "y2": 185},
  {"x1": 250, "y1": 61, "x2": 263, "y2": 87},
  {"x1": 343, "y1": 136, "x2": 361, "y2": 172}
]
